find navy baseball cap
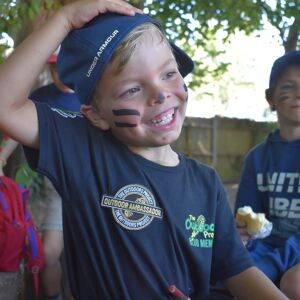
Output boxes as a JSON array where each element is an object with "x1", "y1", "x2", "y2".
[
  {"x1": 58, "y1": 13, "x2": 194, "y2": 105},
  {"x1": 269, "y1": 50, "x2": 300, "y2": 89}
]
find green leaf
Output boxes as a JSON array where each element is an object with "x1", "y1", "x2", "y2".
[{"x1": 14, "y1": 163, "x2": 38, "y2": 187}]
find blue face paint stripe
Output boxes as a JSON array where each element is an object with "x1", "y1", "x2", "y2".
[
  {"x1": 112, "y1": 109, "x2": 140, "y2": 116},
  {"x1": 115, "y1": 122, "x2": 137, "y2": 128}
]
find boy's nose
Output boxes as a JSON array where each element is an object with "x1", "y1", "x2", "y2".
[
  {"x1": 157, "y1": 92, "x2": 166, "y2": 103},
  {"x1": 148, "y1": 91, "x2": 169, "y2": 106}
]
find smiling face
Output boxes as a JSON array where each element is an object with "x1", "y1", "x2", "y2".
[
  {"x1": 82, "y1": 24, "x2": 188, "y2": 149},
  {"x1": 268, "y1": 65, "x2": 300, "y2": 128}
]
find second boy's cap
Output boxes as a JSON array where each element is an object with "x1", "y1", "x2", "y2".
[
  {"x1": 269, "y1": 50, "x2": 300, "y2": 88},
  {"x1": 58, "y1": 13, "x2": 194, "y2": 105}
]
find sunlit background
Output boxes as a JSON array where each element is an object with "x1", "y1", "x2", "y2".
[{"x1": 186, "y1": 21, "x2": 284, "y2": 122}]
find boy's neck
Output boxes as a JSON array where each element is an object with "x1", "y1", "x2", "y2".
[
  {"x1": 279, "y1": 124, "x2": 300, "y2": 141},
  {"x1": 127, "y1": 145, "x2": 179, "y2": 166}
]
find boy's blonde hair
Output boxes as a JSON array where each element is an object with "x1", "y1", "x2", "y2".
[
  {"x1": 91, "y1": 23, "x2": 174, "y2": 106},
  {"x1": 111, "y1": 23, "x2": 172, "y2": 71}
]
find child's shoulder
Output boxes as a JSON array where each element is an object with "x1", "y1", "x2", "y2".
[
  {"x1": 246, "y1": 128, "x2": 280, "y2": 157},
  {"x1": 181, "y1": 153, "x2": 218, "y2": 177},
  {"x1": 35, "y1": 101, "x2": 83, "y2": 119}
]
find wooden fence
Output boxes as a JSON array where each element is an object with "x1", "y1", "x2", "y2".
[{"x1": 172, "y1": 116, "x2": 276, "y2": 182}]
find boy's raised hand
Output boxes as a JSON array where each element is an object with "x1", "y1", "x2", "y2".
[
  {"x1": 0, "y1": 0, "x2": 142, "y2": 149},
  {"x1": 61, "y1": 0, "x2": 142, "y2": 31}
]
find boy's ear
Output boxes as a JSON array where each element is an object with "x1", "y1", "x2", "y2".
[
  {"x1": 80, "y1": 105, "x2": 110, "y2": 130},
  {"x1": 265, "y1": 88, "x2": 276, "y2": 111},
  {"x1": 265, "y1": 88, "x2": 272, "y2": 101}
]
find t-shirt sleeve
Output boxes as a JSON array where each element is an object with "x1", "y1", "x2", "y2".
[
  {"x1": 23, "y1": 102, "x2": 44, "y2": 171},
  {"x1": 23, "y1": 102, "x2": 82, "y2": 196}
]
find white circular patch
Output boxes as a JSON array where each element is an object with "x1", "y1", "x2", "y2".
[{"x1": 111, "y1": 184, "x2": 161, "y2": 230}]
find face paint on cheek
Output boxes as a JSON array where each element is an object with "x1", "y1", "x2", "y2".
[
  {"x1": 112, "y1": 109, "x2": 140, "y2": 116},
  {"x1": 112, "y1": 109, "x2": 140, "y2": 128},
  {"x1": 183, "y1": 84, "x2": 188, "y2": 102},
  {"x1": 114, "y1": 122, "x2": 137, "y2": 128},
  {"x1": 278, "y1": 93, "x2": 290, "y2": 102}
]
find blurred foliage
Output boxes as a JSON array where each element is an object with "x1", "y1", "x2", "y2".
[
  {"x1": 14, "y1": 162, "x2": 37, "y2": 187},
  {"x1": 14, "y1": 162, "x2": 46, "y2": 205},
  {"x1": 0, "y1": 0, "x2": 299, "y2": 88},
  {"x1": 141, "y1": 0, "x2": 300, "y2": 88},
  {"x1": 0, "y1": 0, "x2": 61, "y2": 62}
]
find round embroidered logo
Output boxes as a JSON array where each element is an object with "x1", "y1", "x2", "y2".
[{"x1": 101, "y1": 184, "x2": 163, "y2": 230}]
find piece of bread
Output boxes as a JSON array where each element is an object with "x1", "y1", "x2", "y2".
[{"x1": 236, "y1": 206, "x2": 269, "y2": 235}]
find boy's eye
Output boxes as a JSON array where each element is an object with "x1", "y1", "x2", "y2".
[
  {"x1": 120, "y1": 86, "x2": 141, "y2": 98},
  {"x1": 163, "y1": 71, "x2": 177, "y2": 80},
  {"x1": 280, "y1": 83, "x2": 293, "y2": 91}
]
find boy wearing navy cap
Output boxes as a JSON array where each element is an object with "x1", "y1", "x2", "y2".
[
  {"x1": 0, "y1": 0, "x2": 288, "y2": 299},
  {"x1": 236, "y1": 50, "x2": 300, "y2": 299}
]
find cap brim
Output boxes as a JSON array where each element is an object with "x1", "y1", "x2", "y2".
[
  {"x1": 269, "y1": 51, "x2": 300, "y2": 88},
  {"x1": 171, "y1": 43, "x2": 194, "y2": 77}
]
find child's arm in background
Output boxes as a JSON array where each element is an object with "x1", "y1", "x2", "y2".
[
  {"x1": 225, "y1": 266, "x2": 288, "y2": 300},
  {"x1": 0, "y1": 135, "x2": 19, "y2": 176},
  {"x1": 0, "y1": 0, "x2": 141, "y2": 149}
]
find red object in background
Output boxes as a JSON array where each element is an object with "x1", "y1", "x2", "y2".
[{"x1": 0, "y1": 176, "x2": 44, "y2": 295}]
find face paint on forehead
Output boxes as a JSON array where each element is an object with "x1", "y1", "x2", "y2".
[
  {"x1": 112, "y1": 109, "x2": 140, "y2": 116},
  {"x1": 114, "y1": 122, "x2": 137, "y2": 128}
]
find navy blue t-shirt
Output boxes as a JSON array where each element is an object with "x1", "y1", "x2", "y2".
[
  {"x1": 29, "y1": 83, "x2": 80, "y2": 111},
  {"x1": 25, "y1": 103, "x2": 253, "y2": 300}
]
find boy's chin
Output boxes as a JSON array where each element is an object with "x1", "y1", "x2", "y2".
[
  {"x1": 123, "y1": 137, "x2": 177, "y2": 148},
  {"x1": 113, "y1": 127, "x2": 183, "y2": 148}
]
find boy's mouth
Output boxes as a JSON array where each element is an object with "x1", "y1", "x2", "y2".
[{"x1": 150, "y1": 108, "x2": 175, "y2": 126}]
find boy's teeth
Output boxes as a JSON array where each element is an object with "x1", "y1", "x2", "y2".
[{"x1": 151, "y1": 112, "x2": 173, "y2": 125}]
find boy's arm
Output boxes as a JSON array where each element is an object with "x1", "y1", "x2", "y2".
[
  {"x1": 0, "y1": 0, "x2": 141, "y2": 149},
  {"x1": 225, "y1": 267, "x2": 288, "y2": 300},
  {"x1": 0, "y1": 135, "x2": 19, "y2": 175}
]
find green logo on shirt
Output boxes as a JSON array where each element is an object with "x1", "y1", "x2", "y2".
[{"x1": 185, "y1": 215, "x2": 214, "y2": 248}]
